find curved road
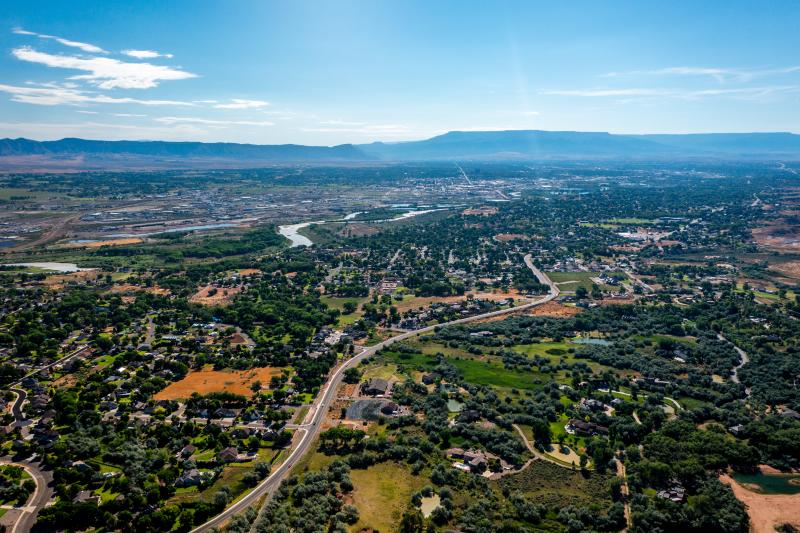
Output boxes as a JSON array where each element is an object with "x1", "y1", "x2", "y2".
[
  {"x1": 191, "y1": 254, "x2": 558, "y2": 532},
  {"x1": 0, "y1": 459, "x2": 53, "y2": 533},
  {"x1": 717, "y1": 333, "x2": 751, "y2": 397}
]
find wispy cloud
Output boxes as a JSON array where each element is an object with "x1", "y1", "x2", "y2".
[
  {"x1": 604, "y1": 66, "x2": 800, "y2": 83},
  {"x1": 12, "y1": 46, "x2": 196, "y2": 89},
  {"x1": 113, "y1": 113, "x2": 147, "y2": 117},
  {"x1": 213, "y1": 99, "x2": 269, "y2": 109},
  {"x1": 122, "y1": 49, "x2": 174, "y2": 60},
  {"x1": 155, "y1": 116, "x2": 274, "y2": 126},
  {"x1": 318, "y1": 120, "x2": 367, "y2": 126},
  {"x1": 0, "y1": 83, "x2": 195, "y2": 106},
  {"x1": 0, "y1": 120, "x2": 210, "y2": 140},
  {"x1": 13, "y1": 27, "x2": 107, "y2": 54},
  {"x1": 542, "y1": 86, "x2": 800, "y2": 100},
  {"x1": 543, "y1": 88, "x2": 666, "y2": 97},
  {"x1": 302, "y1": 123, "x2": 412, "y2": 136}
]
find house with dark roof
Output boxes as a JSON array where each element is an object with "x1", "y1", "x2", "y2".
[
  {"x1": 362, "y1": 378, "x2": 391, "y2": 397},
  {"x1": 566, "y1": 418, "x2": 609, "y2": 437},
  {"x1": 218, "y1": 446, "x2": 239, "y2": 463}
]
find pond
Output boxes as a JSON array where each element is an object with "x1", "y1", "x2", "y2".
[
  {"x1": 732, "y1": 472, "x2": 800, "y2": 494},
  {"x1": 571, "y1": 338, "x2": 613, "y2": 346},
  {"x1": 4, "y1": 262, "x2": 90, "y2": 273},
  {"x1": 447, "y1": 399, "x2": 464, "y2": 413}
]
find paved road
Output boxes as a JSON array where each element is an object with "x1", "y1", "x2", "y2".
[
  {"x1": 717, "y1": 333, "x2": 752, "y2": 397},
  {"x1": 191, "y1": 254, "x2": 558, "y2": 533},
  {"x1": 9, "y1": 388, "x2": 26, "y2": 423},
  {"x1": 10, "y1": 345, "x2": 90, "y2": 426},
  {"x1": 0, "y1": 459, "x2": 53, "y2": 533},
  {"x1": 598, "y1": 388, "x2": 682, "y2": 412}
]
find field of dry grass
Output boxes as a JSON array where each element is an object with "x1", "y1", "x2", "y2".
[
  {"x1": 189, "y1": 285, "x2": 242, "y2": 306},
  {"x1": 154, "y1": 367, "x2": 282, "y2": 400}
]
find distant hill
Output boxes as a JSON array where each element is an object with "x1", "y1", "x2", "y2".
[
  {"x1": 0, "y1": 137, "x2": 371, "y2": 169},
  {"x1": 358, "y1": 130, "x2": 800, "y2": 160},
  {"x1": 1, "y1": 131, "x2": 799, "y2": 170}
]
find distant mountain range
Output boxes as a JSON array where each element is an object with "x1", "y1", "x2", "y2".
[
  {"x1": 359, "y1": 131, "x2": 800, "y2": 160},
  {"x1": 1, "y1": 130, "x2": 799, "y2": 169}
]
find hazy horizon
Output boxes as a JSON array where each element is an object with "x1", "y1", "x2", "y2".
[{"x1": 1, "y1": 1, "x2": 799, "y2": 145}]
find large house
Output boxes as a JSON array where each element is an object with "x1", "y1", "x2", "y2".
[
  {"x1": 362, "y1": 378, "x2": 391, "y2": 397},
  {"x1": 566, "y1": 418, "x2": 609, "y2": 437}
]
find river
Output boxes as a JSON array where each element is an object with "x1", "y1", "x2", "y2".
[
  {"x1": 278, "y1": 208, "x2": 447, "y2": 248},
  {"x1": 5, "y1": 262, "x2": 92, "y2": 273}
]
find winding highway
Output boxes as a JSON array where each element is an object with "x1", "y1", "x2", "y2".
[{"x1": 191, "y1": 254, "x2": 558, "y2": 532}]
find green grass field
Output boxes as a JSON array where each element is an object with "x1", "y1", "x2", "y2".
[
  {"x1": 449, "y1": 356, "x2": 543, "y2": 390},
  {"x1": 320, "y1": 295, "x2": 369, "y2": 326},
  {"x1": 497, "y1": 459, "x2": 612, "y2": 509},
  {"x1": 350, "y1": 462, "x2": 426, "y2": 533}
]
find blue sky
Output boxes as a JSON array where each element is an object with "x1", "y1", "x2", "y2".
[{"x1": 0, "y1": 0, "x2": 799, "y2": 144}]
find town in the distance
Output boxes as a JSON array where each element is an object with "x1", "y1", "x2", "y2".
[{"x1": 0, "y1": 142, "x2": 799, "y2": 533}]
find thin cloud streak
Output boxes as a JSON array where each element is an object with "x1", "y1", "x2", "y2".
[
  {"x1": 604, "y1": 65, "x2": 800, "y2": 83},
  {"x1": 0, "y1": 83, "x2": 196, "y2": 106},
  {"x1": 542, "y1": 86, "x2": 800, "y2": 100},
  {"x1": 13, "y1": 27, "x2": 108, "y2": 54},
  {"x1": 214, "y1": 99, "x2": 269, "y2": 109},
  {"x1": 122, "y1": 50, "x2": 174, "y2": 59},
  {"x1": 155, "y1": 116, "x2": 274, "y2": 126}
]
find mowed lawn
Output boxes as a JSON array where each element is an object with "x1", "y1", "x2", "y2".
[
  {"x1": 320, "y1": 295, "x2": 369, "y2": 326},
  {"x1": 448, "y1": 356, "x2": 542, "y2": 390},
  {"x1": 349, "y1": 462, "x2": 426, "y2": 532}
]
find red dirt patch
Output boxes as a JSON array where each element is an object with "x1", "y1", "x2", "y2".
[
  {"x1": 154, "y1": 367, "x2": 282, "y2": 400},
  {"x1": 527, "y1": 301, "x2": 581, "y2": 317}
]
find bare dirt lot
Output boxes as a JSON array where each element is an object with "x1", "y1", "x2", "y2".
[
  {"x1": 768, "y1": 259, "x2": 800, "y2": 280},
  {"x1": 494, "y1": 233, "x2": 530, "y2": 242},
  {"x1": 189, "y1": 285, "x2": 242, "y2": 306},
  {"x1": 720, "y1": 473, "x2": 800, "y2": 533},
  {"x1": 109, "y1": 283, "x2": 171, "y2": 296},
  {"x1": 752, "y1": 223, "x2": 800, "y2": 251},
  {"x1": 526, "y1": 301, "x2": 581, "y2": 317},
  {"x1": 42, "y1": 269, "x2": 102, "y2": 290},
  {"x1": 154, "y1": 367, "x2": 282, "y2": 400}
]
